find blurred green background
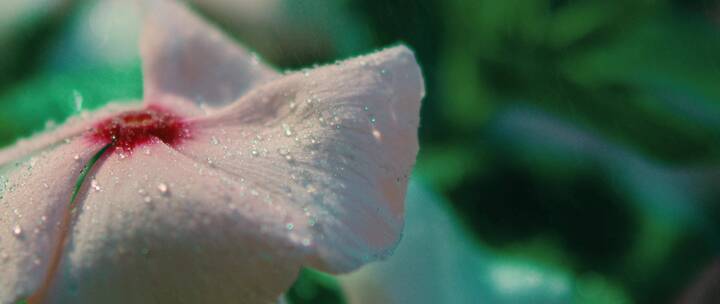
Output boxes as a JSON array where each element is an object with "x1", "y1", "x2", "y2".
[{"x1": 3, "y1": 0, "x2": 720, "y2": 303}]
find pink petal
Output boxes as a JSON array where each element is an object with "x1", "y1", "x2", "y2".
[
  {"x1": 185, "y1": 45, "x2": 424, "y2": 272},
  {"x1": 141, "y1": 0, "x2": 279, "y2": 110},
  {"x1": 46, "y1": 143, "x2": 304, "y2": 303},
  {"x1": 0, "y1": 139, "x2": 104, "y2": 303},
  {"x1": 0, "y1": 103, "x2": 140, "y2": 166}
]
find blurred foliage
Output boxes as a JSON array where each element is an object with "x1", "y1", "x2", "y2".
[
  {"x1": 2, "y1": 0, "x2": 720, "y2": 303},
  {"x1": 288, "y1": 269, "x2": 346, "y2": 304},
  {"x1": 0, "y1": 65, "x2": 141, "y2": 147}
]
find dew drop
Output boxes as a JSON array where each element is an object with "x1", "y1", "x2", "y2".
[
  {"x1": 12, "y1": 225, "x2": 22, "y2": 236},
  {"x1": 157, "y1": 183, "x2": 168, "y2": 194},
  {"x1": 73, "y1": 154, "x2": 80, "y2": 161},
  {"x1": 91, "y1": 179, "x2": 101, "y2": 191},
  {"x1": 210, "y1": 136, "x2": 219, "y2": 145},
  {"x1": 282, "y1": 124, "x2": 294, "y2": 137},
  {"x1": 286, "y1": 223, "x2": 295, "y2": 231},
  {"x1": 251, "y1": 149, "x2": 259, "y2": 157}
]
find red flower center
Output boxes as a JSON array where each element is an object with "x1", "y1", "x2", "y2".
[{"x1": 88, "y1": 104, "x2": 191, "y2": 152}]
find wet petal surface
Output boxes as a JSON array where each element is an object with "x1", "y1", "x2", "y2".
[
  {"x1": 47, "y1": 143, "x2": 304, "y2": 304},
  {"x1": 187, "y1": 45, "x2": 424, "y2": 272},
  {"x1": 0, "y1": 139, "x2": 104, "y2": 304}
]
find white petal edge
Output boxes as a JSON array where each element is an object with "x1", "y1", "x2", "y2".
[
  {"x1": 141, "y1": 0, "x2": 279, "y2": 110},
  {"x1": 184, "y1": 45, "x2": 424, "y2": 272}
]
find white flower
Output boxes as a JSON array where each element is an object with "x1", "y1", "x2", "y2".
[{"x1": 0, "y1": 1, "x2": 424, "y2": 303}]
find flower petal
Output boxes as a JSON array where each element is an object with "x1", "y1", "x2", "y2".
[
  {"x1": 0, "y1": 139, "x2": 104, "y2": 304},
  {"x1": 184, "y1": 45, "x2": 424, "y2": 272},
  {"x1": 46, "y1": 143, "x2": 305, "y2": 303},
  {"x1": 141, "y1": 0, "x2": 279, "y2": 109},
  {"x1": 0, "y1": 103, "x2": 141, "y2": 166}
]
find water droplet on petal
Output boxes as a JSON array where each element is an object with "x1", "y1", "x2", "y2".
[
  {"x1": 12, "y1": 225, "x2": 22, "y2": 236},
  {"x1": 91, "y1": 179, "x2": 101, "y2": 191},
  {"x1": 157, "y1": 183, "x2": 169, "y2": 194},
  {"x1": 282, "y1": 124, "x2": 294, "y2": 137},
  {"x1": 286, "y1": 223, "x2": 295, "y2": 231}
]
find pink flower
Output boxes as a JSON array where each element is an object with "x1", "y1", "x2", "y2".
[{"x1": 0, "y1": 1, "x2": 424, "y2": 303}]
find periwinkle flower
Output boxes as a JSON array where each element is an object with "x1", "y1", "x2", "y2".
[{"x1": 0, "y1": 1, "x2": 423, "y2": 303}]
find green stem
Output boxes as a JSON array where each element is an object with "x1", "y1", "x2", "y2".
[{"x1": 69, "y1": 143, "x2": 112, "y2": 207}]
